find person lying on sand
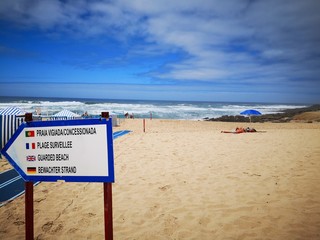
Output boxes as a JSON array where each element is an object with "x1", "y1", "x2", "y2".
[
  {"x1": 221, "y1": 127, "x2": 257, "y2": 134},
  {"x1": 245, "y1": 127, "x2": 257, "y2": 132},
  {"x1": 236, "y1": 127, "x2": 245, "y2": 133}
]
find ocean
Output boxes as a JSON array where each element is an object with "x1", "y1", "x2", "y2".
[{"x1": 0, "y1": 96, "x2": 308, "y2": 120}]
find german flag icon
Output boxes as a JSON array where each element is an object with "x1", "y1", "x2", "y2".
[{"x1": 27, "y1": 167, "x2": 37, "y2": 174}]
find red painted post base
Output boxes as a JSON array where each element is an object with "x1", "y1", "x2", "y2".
[
  {"x1": 25, "y1": 182, "x2": 34, "y2": 240},
  {"x1": 104, "y1": 183, "x2": 113, "y2": 240}
]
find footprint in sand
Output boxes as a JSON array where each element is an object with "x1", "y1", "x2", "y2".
[
  {"x1": 42, "y1": 221, "x2": 53, "y2": 232},
  {"x1": 144, "y1": 204, "x2": 160, "y2": 219},
  {"x1": 159, "y1": 185, "x2": 171, "y2": 191},
  {"x1": 13, "y1": 220, "x2": 24, "y2": 226},
  {"x1": 164, "y1": 215, "x2": 179, "y2": 236},
  {"x1": 67, "y1": 228, "x2": 78, "y2": 234},
  {"x1": 52, "y1": 223, "x2": 63, "y2": 233},
  {"x1": 78, "y1": 217, "x2": 90, "y2": 225},
  {"x1": 35, "y1": 197, "x2": 46, "y2": 203},
  {"x1": 86, "y1": 212, "x2": 96, "y2": 217}
]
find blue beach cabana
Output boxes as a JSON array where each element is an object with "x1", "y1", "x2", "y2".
[
  {"x1": 51, "y1": 109, "x2": 81, "y2": 120},
  {"x1": 0, "y1": 107, "x2": 25, "y2": 153}
]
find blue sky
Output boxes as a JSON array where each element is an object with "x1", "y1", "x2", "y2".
[{"x1": 0, "y1": 0, "x2": 319, "y2": 103}]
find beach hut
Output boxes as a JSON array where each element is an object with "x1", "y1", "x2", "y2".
[
  {"x1": 51, "y1": 109, "x2": 81, "y2": 120},
  {"x1": 0, "y1": 107, "x2": 25, "y2": 153}
]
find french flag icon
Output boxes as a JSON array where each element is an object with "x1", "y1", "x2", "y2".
[{"x1": 26, "y1": 143, "x2": 36, "y2": 149}]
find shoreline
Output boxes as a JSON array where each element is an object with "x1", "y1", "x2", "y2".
[{"x1": 1, "y1": 96, "x2": 316, "y2": 121}]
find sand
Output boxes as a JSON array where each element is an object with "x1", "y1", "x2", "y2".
[{"x1": 1, "y1": 119, "x2": 320, "y2": 239}]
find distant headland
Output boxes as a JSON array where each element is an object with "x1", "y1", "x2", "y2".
[{"x1": 205, "y1": 104, "x2": 320, "y2": 123}]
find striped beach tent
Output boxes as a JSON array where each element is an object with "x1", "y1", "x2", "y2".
[
  {"x1": 51, "y1": 109, "x2": 81, "y2": 120},
  {"x1": 0, "y1": 107, "x2": 25, "y2": 152}
]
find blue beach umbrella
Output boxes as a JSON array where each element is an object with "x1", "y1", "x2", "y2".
[{"x1": 240, "y1": 109, "x2": 262, "y2": 122}]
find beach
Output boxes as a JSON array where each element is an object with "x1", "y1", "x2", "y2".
[{"x1": 1, "y1": 119, "x2": 320, "y2": 239}]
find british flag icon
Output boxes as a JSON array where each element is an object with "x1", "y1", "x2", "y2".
[{"x1": 26, "y1": 155, "x2": 36, "y2": 161}]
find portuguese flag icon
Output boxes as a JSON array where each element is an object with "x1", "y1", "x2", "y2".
[{"x1": 25, "y1": 130, "x2": 35, "y2": 137}]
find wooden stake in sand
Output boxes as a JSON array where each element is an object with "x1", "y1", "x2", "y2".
[
  {"x1": 24, "y1": 113, "x2": 34, "y2": 240},
  {"x1": 101, "y1": 112, "x2": 113, "y2": 240},
  {"x1": 104, "y1": 182, "x2": 113, "y2": 240}
]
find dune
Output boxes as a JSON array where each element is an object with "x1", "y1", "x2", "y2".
[{"x1": 293, "y1": 111, "x2": 320, "y2": 122}]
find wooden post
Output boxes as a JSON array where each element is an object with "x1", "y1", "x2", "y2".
[
  {"x1": 24, "y1": 113, "x2": 34, "y2": 240},
  {"x1": 25, "y1": 182, "x2": 34, "y2": 240},
  {"x1": 104, "y1": 183, "x2": 113, "y2": 240},
  {"x1": 101, "y1": 112, "x2": 113, "y2": 240},
  {"x1": 143, "y1": 119, "x2": 146, "y2": 133}
]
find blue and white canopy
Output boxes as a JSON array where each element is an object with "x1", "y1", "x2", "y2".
[
  {"x1": 52, "y1": 109, "x2": 81, "y2": 119},
  {"x1": 0, "y1": 107, "x2": 25, "y2": 152},
  {"x1": 0, "y1": 107, "x2": 25, "y2": 115}
]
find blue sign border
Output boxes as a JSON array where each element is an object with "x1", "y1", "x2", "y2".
[{"x1": 1, "y1": 118, "x2": 114, "y2": 183}]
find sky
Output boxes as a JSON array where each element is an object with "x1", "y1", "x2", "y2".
[{"x1": 0, "y1": 0, "x2": 320, "y2": 104}]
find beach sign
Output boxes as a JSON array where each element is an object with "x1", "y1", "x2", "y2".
[{"x1": 1, "y1": 118, "x2": 114, "y2": 182}]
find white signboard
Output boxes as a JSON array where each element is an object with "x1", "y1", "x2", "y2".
[{"x1": 1, "y1": 119, "x2": 114, "y2": 182}]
